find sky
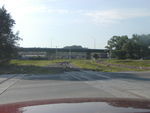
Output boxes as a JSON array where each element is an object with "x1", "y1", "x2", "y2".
[{"x1": 0, "y1": 0, "x2": 150, "y2": 49}]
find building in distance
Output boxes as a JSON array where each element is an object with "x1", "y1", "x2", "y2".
[{"x1": 18, "y1": 48, "x2": 108, "y2": 60}]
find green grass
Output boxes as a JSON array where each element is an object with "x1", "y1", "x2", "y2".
[
  {"x1": 10, "y1": 59, "x2": 69, "y2": 66},
  {"x1": 71, "y1": 60, "x2": 102, "y2": 71},
  {"x1": 103, "y1": 59, "x2": 150, "y2": 67},
  {"x1": 0, "y1": 59, "x2": 149, "y2": 74},
  {"x1": 0, "y1": 65, "x2": 68, "y2": 74},
  {"x1": 0, "y1": 59, "x2": 74, "y2": 74},
  {"x1": 71, "y1": 59, "x2": 150, "y2": 72}
]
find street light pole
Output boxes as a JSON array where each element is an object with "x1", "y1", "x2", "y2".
[
  {"x1": 94, "y1": 38, "x2": 96, "y2": 49},
  {"x1": 69, "y1": 48, "x2": 71, "y2": 60},
  {"x1": 55, "y1": 46, "x2": 57, "y2": 59},
  {"x1": 91, "y1": 37, "x2": 96, "y2": 49},
  {"x1": 51, "y1": 39, "x2": 52, "y2": 48}
]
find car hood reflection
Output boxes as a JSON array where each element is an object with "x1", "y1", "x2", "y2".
[{"x1": 0, "y1": 98, "x2": 150, "y2": 113}]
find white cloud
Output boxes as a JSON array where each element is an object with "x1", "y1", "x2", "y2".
[
  {"x1": 47, "y1": 9, "x2": 70, "y2": 14},
  {"x1": 0, "y1": 0, "x2": 60, "y2": 14},
  {"x1": 1, "y1": 0, "x2": 150, "y2": 25},
  {"x1": 85, "y1": 9, "x2": 150, "y2": 24},
  {"x1": 0, "y1": 0, "x2": 71, "y2": 15}
]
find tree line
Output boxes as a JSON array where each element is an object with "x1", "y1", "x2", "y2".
[
  {"x1": 0, "y1": 6, "x2": 20, "y2": 64},
  {"x1": 106, "y1": 34, "x2": 150, "y2": 59}
]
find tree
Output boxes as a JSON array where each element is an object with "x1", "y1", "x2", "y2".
[
  {"x1": 0, "y1": 6, "x2": 20, "y2": 64},
  {"x1": 86, "y1": 52, "x2": 91, "y2": 59},
  {"x1": 93, "y1": 53, "x2": 99, "y2": 59},
  {"x1": 63, "y1": 45, "x2": 87, "y2": 49},
  {"x1": 106, "y1": 34, "x2": 150, "y2": 59},
  {"x1": 105, "y1": 35, "x2": 128, "y2": 59},
  {"x1": 131, "y1": 34, "x2": 150, "y2": 59}
]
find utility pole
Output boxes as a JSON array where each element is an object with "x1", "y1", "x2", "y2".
[
  {"x1": 109, "y1": 48, "x2": 112, "y2": 59},
  {"x1": 69, "y1": 48, "x2": 71, "y2": 60},
  {"x1": 94, "y1": 38, "x2": 96, "y2": 49},
  {"x1": 55, "y1": 46, "x2": 57, "y2": 59},
  {"x1": 51, "y1": 39, "x2": 52, "y2": 48},
  {"x1": 92, "y1": 37, "x2": 96, "y2": 49}
]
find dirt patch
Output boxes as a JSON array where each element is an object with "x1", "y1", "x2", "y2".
[{"x1": 48, "y1": 61, "x2": 80, "y2": 70}]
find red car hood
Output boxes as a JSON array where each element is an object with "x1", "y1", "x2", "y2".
[{"x1": 0, "y1": 98, "x2": 150, "y2": 113}]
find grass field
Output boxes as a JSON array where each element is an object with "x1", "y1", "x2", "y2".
[
  {"x1": 71, "y1": 60, "x2": 150, "y2": 72},
  {"x1": 103, "y1": 59, "x2": 150, "y2": 67},
  {"x1": 11, "y1": 59, "x2": 69, "y2": 66},
  {"x1": 0, "y1": 59, "x2": 72, "y2": 74},
  {"x1": 0, "y1": 59, "x2": 150, "y2": 74}
]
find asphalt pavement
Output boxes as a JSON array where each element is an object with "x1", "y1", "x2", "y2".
[{"x1": 0, "y1": 70, "x2": 150, "y2": 104}]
